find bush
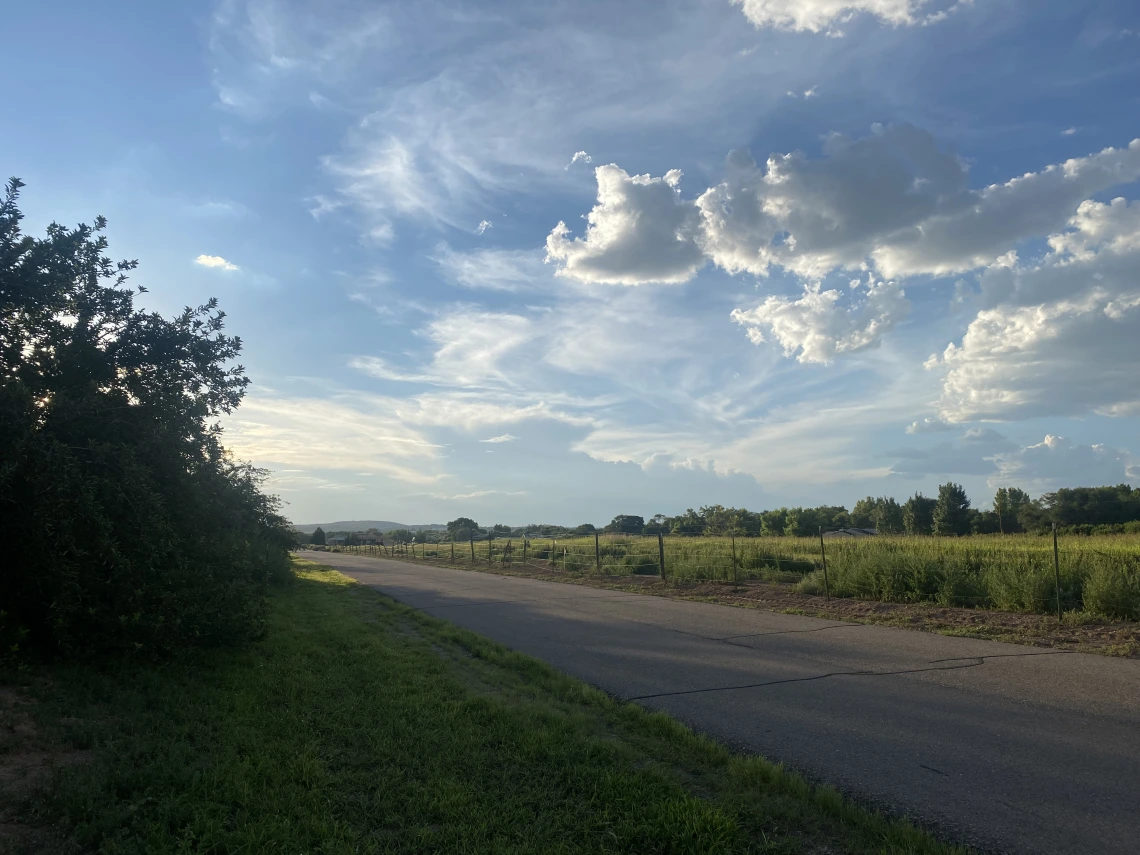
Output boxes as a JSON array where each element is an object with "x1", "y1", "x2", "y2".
[
  {"x1": 1082, "y1": 561, "x2": 1140, "y2": 620},
  {"x1": 0, "y1": 179, "x2": 292, "y2": 656}
]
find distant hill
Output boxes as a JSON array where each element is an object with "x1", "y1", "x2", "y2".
[{"x1": 292, "y1": 520, "x2": 447, "y2": 534}]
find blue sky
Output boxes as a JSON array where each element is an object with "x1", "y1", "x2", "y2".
[{"x1": 7, "y1": 0, "x2": 1140, "y2": 525}]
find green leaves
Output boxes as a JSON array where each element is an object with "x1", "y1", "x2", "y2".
[{"x1": 0, "y1": 181, "x2": 290, "y2": 656}]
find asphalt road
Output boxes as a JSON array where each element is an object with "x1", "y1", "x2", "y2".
[{"x1": 298, "y1": 550, "x2": 1140, "y2": 854}]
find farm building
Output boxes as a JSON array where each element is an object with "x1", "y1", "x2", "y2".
[{"x1": 822, "y1": 528, "x2": 877, "y2": 538}]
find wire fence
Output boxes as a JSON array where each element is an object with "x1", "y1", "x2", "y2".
[{"x1": 317, "y1": 527, "x2": 1140, "y2": 621}]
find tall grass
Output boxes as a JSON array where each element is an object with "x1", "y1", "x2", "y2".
[{"x1": 351, "y1": 532, "x2": 1140, "y2": 621}]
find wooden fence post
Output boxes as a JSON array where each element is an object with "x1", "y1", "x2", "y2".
[
  {"x1": 658, "y1": 532, "x2": 666, "y2": 580},
  {"x1": 470, "y1": 536, "x2": 475, "y2": 563},
  {"x1": 488, "y1": 537, "x2": 493, "y2": 567},
  {"x1": 819, "y1": 526, "x2": 830, "y2": 600},
  {"x1": 595, "y1": 531, "x2": 601, "y2": 574},
  {"x1": 522, "y1": 538, "x2": 528, "y2": 565}
]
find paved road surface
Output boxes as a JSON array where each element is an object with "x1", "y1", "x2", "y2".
[{"x1": 298, "y1": 550, "x2": 1140, "y2": 854}]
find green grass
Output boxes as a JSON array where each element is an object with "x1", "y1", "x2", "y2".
[
  {"x1": 3, "y1": 558, "x2": 965, "y2": 854},
  {"x1": 349, "y1": 532, "x2": 1140, "y2": 621}
]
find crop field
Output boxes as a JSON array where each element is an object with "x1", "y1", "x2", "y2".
[{"x1": 341, "y1": 532, "x2": 1140, "y2": 621}]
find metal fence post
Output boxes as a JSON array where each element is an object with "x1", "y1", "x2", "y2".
[
  {"x1": 658, "y1": 531, "x2": 665, "y2": 580},
  {"x1": 730, "y1": 529, "x2": 738, "y2": 588},
  {"x1": 1053, "y1": 522, "x2": 1063, "y2": 622},
  {"x1": 819, "y1": 526, "x2": 830, "y2": 600}
]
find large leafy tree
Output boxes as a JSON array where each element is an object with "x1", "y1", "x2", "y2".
[
  {"x1": 903, "y1": 493, "x2": 937, "y2": 535},
  {"x1": 932, "y1": 482, "x2": 972, "y2": 536},
  {"x1": 993, "y1": 487, "x2": 1032, "y2": 533},
  {"x1": 0, "y1": 179, "x2": 291, "y2": 654}
]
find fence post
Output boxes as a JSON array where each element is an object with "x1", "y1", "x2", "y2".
[
  {"x1": 819, "y1": 526, "x2": 830, "y2": 600},
  {"x1": 522, "y1": 538, "x2": 528, "y2": 565},
  {"x1": 730, "y1": 529, "x2": 738, "y2": 588},
  {"x1": 658, "y1": 532, "x2": 666, "y2": 580},
  {"x1": 506, "y1": 540, "x2": 512, "y2": 567},
  {"x1": 595, "y1": 531, "x2": 601, "y2": 574},
  {"x1": 470, "y1": 536, "x2": 475, "y2": 563},
  {"x1": 488, "y1": 537, "x2": 493, "y2": 567},
  {"x1": 552, "y1": 539, "x2": 556, "y2": 568},
  {"x1": 1053, "y1": 522, "x2": 1063, "y2": 622}
]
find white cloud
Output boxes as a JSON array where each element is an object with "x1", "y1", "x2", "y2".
[
  {"x1": 479, "y1": 434, "x2": 517, "y2": 443},
  {"x1": 991, "y1": 435, "x2": 1135, "y2": 491},
  {"x1": 545, "y1": 165, "x2": 705, "y2": 285},
  {"x1": 730, "y1": 277, "x2": 908, "y2": 363},
  {"x1": 433, "y1": 245, "x2": 550, "y2": 292},
  {"x1": 932, "y1": 197, "x2": 1140, "y2": 422},
  {"x1": 227, "y1": 394, "x2": 441, "y2": 482},
  {"x1": 195, "y1": 254, "x2": 240, "y2": 271},
  {"x1": 549, "y1": 129, "x2": 1140, "y2": 290},
  {"x1": 906, "y1": 416, "x2": 953, "y2": 434},
  {"x1": 1062, "y1": 127, "x2": 1078, "y2": 136},
  {"x1": 803, "y1": 86, "x2": 818, "y2": 98},
  {"x1": 731, "y1": 0, "x2": 963, "y2": 35},
  {"x1": 475, "y1": 219, "x2": 492, "y2": 235},
  {"x1": 566, "y1": 151, "x2": 593, "y2": 169}
]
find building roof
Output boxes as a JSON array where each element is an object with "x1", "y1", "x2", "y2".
[{"x1": 822, "y1": 528, "x2": 878, "y2": 538}]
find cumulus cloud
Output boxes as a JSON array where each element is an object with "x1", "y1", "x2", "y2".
[
  {"x1": 195, "y1": 254, "x2": 239, "y2": 271},
  {"x1": 548, "y1": 129, "x2": 1140, "y2": 287},
  {"x1": 731, "y1": 0, "x2": 962, "y2": 34},
  {"x1": 566, "y1": 151, "x2": 593, "y2": 169},
  {"x1": 932, "y1": 198, "x2": 1140, "y2": 421},
  {"x1": 730, "y1": 277, "x2": 908, "y2": 363},
  {"x1": 991, "y1": 435, "x2": 1135, "y2": 491},
  {"x1": 479, "y1": 434, "x2": 517, "y2": 443},
  {"x1": 545, "y1": 165, "x2": 705, "y2": 285}
]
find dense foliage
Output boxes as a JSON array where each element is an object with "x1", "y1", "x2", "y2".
[{"x1": 0, "y1": 180, "x2": 292, "y2": 656}]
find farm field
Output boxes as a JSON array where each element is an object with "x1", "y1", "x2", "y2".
[{"x1": 338, "y1": 532, "x2": 1140, "y2": 623}]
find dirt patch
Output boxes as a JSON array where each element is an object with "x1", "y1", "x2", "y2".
[
  {"x1": 380, "y1": 556, "x2": 1140, "y2": 657},
  {"x1": 0, "y1": 687, "x2": 87, "y2": 854}
]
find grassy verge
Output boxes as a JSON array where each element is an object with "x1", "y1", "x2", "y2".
[{"x1": 0, "y1": 558, "x2": 965, "y2": 854}]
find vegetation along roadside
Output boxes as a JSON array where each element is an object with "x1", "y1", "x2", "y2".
[
  {"x1": 0, "y1": 559, "x2": 967, "y2": 854},
  {"x1": 331, "y1": 547, "x2": 1140, "y2": 657}
]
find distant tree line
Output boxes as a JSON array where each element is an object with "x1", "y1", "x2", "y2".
[
  {"x1": 351, "y1": 484, "x2": 1140, "y2": 545},
  {"x1": 0, "y1": 180, "x2": 293, "y2": 657}
]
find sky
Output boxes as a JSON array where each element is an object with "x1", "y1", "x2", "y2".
[{"x1": 6, "y1": 0, "x2": 1140, "y2": 526}]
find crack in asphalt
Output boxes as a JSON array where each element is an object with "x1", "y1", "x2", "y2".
[
  {"x1": 930, "y1": 650, "x2": 1071, "y2": 663},
  {"x1": 721, "y1": 623, "x2": 862, "y2": 641},
  {"x1": 625, "y1": 658, "x2": 1000, "y2": 701}
]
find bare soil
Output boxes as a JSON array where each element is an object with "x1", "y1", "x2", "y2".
[
  {"x1": 0, "y1": 686, "x2": 86, "y2": 855},
  {"x1": 382, "y1": 555, "x2": 1140, "y2": 657}
]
